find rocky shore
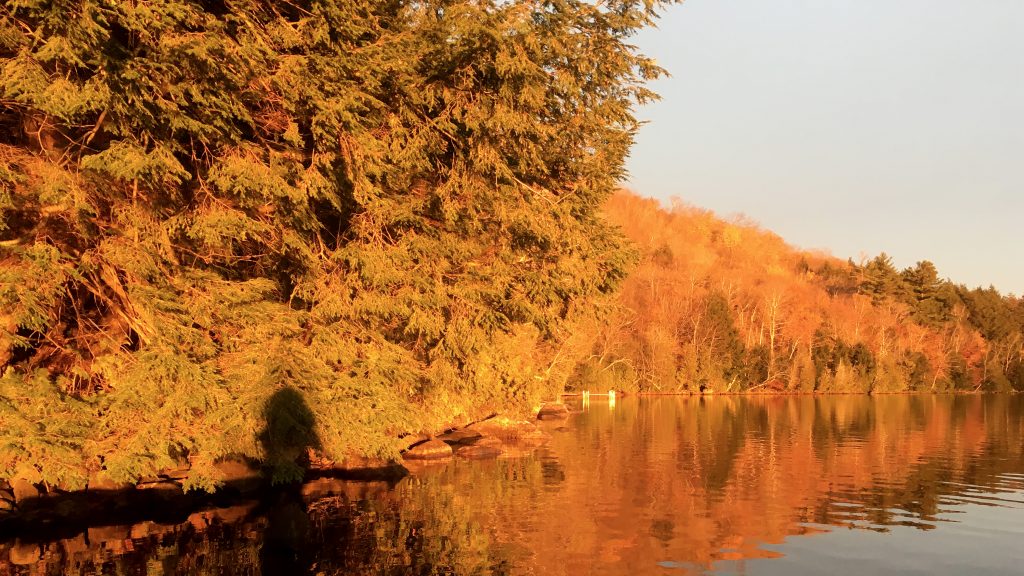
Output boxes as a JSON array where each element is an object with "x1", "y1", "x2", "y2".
[{"x1": 0, "y1": 403, "x2": 572, "y2": 543}]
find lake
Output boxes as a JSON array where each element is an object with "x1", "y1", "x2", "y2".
[{"x1": 3, "y1": 394, "x2": 1024, "y2": 575}]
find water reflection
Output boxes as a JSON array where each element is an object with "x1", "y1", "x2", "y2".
[
  {"x1": 259, "y1": 488, "x2": 312, "y2": 573},
  {"x1": 4, "y1": 395, "x2": 1024, "y2": 575}
]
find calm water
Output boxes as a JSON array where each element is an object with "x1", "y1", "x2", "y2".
[{"x1": 4, "y1": 395, "x2": 1024, "y2": 575}]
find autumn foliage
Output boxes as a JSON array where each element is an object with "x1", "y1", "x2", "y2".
[{"x1": 575, "y1": 191, "x2": 1024, "y2": 394}]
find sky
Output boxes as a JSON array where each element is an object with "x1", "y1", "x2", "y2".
[{"x1": 625, "y1": 0, "x2": 1024, "y2": 295}]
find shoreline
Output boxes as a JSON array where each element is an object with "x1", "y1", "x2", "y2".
[
  {"x1": 561, "y1": 390, "x2": 1016, "y2": 397},
  {"x1": 4, "y1": 390, "x2": 1018, "y2": 537},
  {"x1": 0, "y1": 411, "x2": 558, "y2": 540}
]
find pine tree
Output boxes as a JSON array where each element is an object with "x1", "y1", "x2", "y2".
[
  {"x1": 859, "y1": 253, "x2": 907, "y2": 304},
  {"x1": 901, "y1": 260, "x2": 958, "y2": 326}
]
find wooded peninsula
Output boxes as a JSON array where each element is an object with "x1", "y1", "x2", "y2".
[{"x1": 1, "y1": 1, "x2": 1021, "y2": 496}]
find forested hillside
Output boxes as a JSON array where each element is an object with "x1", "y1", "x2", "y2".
[
  {"x1": 574, "y1": 192, "x2": 1024, "y2": 394},
  {"x1": 0, "y1": 1, "x2": 668, "y2": 491}
]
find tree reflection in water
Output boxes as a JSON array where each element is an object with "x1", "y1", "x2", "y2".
[{"x1": 4, "y1": 395, "x2": 1024, "y2": 575}]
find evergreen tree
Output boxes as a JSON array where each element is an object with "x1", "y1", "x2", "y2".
[
  {"x1": 900, "y1": 260, "x2": 959, "y2": 326},
  {"x1": 859, "y1": 253, "x2": 907, "y2": 304},
  {"x1": 0, "y1": 1, "x2": 674, "y2": 490}
]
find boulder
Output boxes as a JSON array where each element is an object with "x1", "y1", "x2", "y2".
[
  {"x1": 536, "y1": 403, "x2": 569, "y2": 420},
  {"x1": 437, "y1": 428, "x2": 483, "y2": 445},
  {"x1": 400, "y1": 433, "x2": 430, "y2": 449},
  {"x1": 517, "y1": 427, "x2": 551, "y2": 446},
  {"x1": 136, "y1": 479, "x2": 184, "y2": 497},
  {"x1": 313, "y1": 454, "x2": 408, "y2": 480},
  {"x1": 469, "y1": 417, "x2": 535, "y2": 440},
  {"x1": 402, "y1": 439, "x2": 453, "y2": 461},
  {"x1": 11, "y1": 478, "x2": 39, "y2": 503},
  {"x1": 215, "y1": 459, "x2": 263, "y2": 493},
  {"x1": 215, "y1": 459, "x2": 260, "y2": 482},
  {"x1": 160, "y1": 462, "x2": 191, "y2": 481},
  {"x1": 454, "y1": 436, "x2": 503, "y2": 459},
  {"x1": 87, "y1": 470, "x2": 134, "y2": 492}
]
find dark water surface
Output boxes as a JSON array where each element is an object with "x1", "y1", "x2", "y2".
[{"x1": 4, "y1": 394, "x2": 1024, "y2": 575}]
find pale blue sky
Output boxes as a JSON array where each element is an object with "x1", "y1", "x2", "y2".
[{"x1": 626, "y1": 0, "x2": 1024, "y2": 295}]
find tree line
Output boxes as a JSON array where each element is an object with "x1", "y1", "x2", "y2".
[{"x1": 578, "y1": 193, "x2": 1024, "y2": 395}]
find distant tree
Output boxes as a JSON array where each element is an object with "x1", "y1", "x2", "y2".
[
  {"x1": 859, "y1": 253, "x2": 908, "y2": 304},
  {"x1": 960, "y1": 286, "x2": 1018, "y2": 341},
  {"x1": 945, "y1": 352, "x2": 972, "y2": 390},
  {"x1": 817, "y1": 261, "x2": 858, "y2": 296},
  {"x1": 901, "y1": 261, "x2": 959, "y2": 326},
  {"x1": 704, "y1": 292, "x2": 746, "y2": 384},
  {"x1": 906, "y1": 352, "x2": 933, "y2": 391}
]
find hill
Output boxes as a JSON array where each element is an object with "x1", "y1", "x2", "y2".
[{"x1": 573, "y1": 191, "x2": 1024, "y2": 394}]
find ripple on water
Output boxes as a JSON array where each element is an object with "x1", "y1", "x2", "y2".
[{"x1": 5, "y1": 395, "x2": 1024, "y2": 575}]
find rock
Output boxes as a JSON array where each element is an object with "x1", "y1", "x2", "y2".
[
  {"x1": 160, "y1": 462, "x2": 191, "y2": 481},
  {"x1": 437, "y1": 428, "x2": 483, "y2": 445},
  {"x1": 88, "y1": 470, "x2": 134, "y2": 492},
  {"x1": 400, "y1": 434, "x2": 430, "y2": 449},
  {"x1": 136, "y1": 480, "x2": 183, "y2": 497},
  {"x1": 11, "y1": 478, "x2": 39, "y2": 503},
  {"x1": 215, "y1": 459, "x2": 262, "y2": 493},
  {"x1": 402, "y1": 458, "x2": 451, "y2": 477},
  {"x1": 313, "y1": 455, "x2": 409, "y2": 480},
  {"x1": 537, "y1": 403, "x2": 569, "y2": 420},
  {"x1": 454, "y1": 436, "x2": 503, "y2": 459},
  {"x1": 215, "y1": 459, "x2": 260, "y2": 482},
  {"x1": 469, "y1": 417, "x2": 548, "y2": 444},
  {"x1": 518, "y1": 427, "x2": 551, "y2": 446},
  {"x1": 8, "y1": 540, "x2": 40, "y2": 565},
  {"x1": 402, "y1": 439, "x2": 453, "y2": 460}
]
